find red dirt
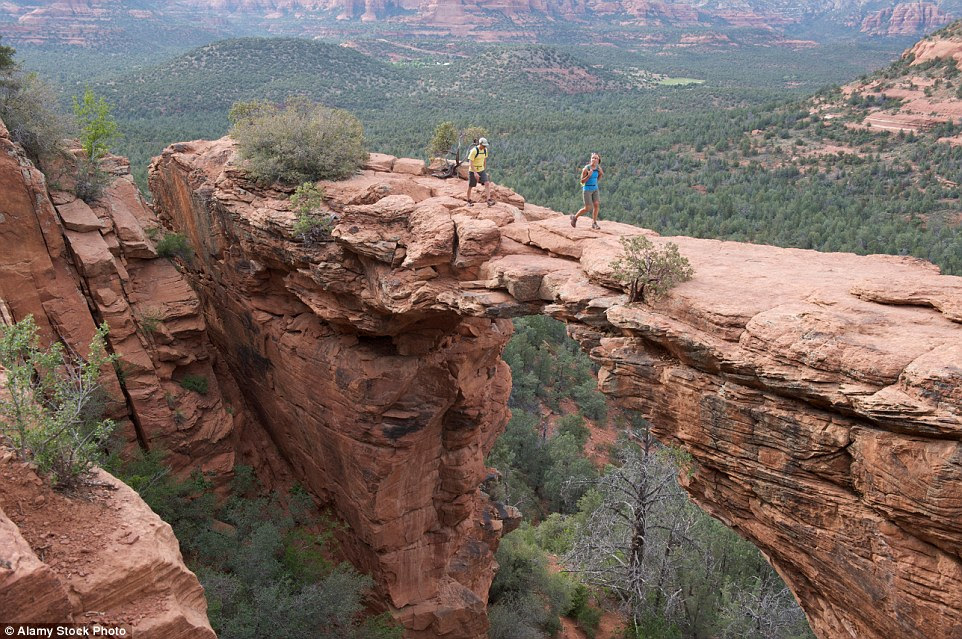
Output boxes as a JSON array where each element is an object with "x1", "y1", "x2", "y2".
[{"x1": 0, "y1": 453, "x2": 154, "y2": 629}]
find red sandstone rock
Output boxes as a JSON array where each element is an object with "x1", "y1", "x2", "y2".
[
  {"x1": 0, "y1": 452, "x2": 215, "y2": 638},
  {"x1": 393, "y1": 156, "x2": 426, "y2": 175},
  {"x1": 0, "y1": 504, "x2": 72, "y2": 623},
  {"x1": 365, "y1": 152, "x2": 397, "y2": 172},
  {"x1": 0, "y1": 120, "x2": 246, "y2": 484},
  {"x1": 149, "y1": 134, "x2": 962, "y2": 639},
  {"x1": 861, "y1": 2, "x2": 953, "y2": 36},
  {"x1": 452, "y1": 214, "x2": 500, "y2": 267}
]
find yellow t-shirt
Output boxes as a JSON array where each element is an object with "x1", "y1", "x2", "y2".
[{"x1": 468, "y1": 146, "x2": 488, "y2": 172}]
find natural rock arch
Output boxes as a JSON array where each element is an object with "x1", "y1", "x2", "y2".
[{"x1": 150, "y1": 140, "x2": 962, "y2": 639}]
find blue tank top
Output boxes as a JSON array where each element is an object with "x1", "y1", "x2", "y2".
[{"x1": 583, "y1": 167, "x2": 599, "y2": 191}]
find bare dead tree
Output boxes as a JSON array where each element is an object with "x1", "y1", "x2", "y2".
[{"x1": 563, "y1": 434, "x2": 699, "y2": 633}]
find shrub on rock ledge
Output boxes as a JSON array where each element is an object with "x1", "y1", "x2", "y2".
[
  {"x1": 228, "y1": 97, "x2": 367, "y2": 186},
  {"x1": 610, "y1": 235, "x2": 694, "y2": 304},
  {"x1": 0, "y1": 315, "x2": 116, "y2": 487}
]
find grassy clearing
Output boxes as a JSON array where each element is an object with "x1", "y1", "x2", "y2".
[{"x1": 657, "y1": 76, "x2": 705, "y2": 86}]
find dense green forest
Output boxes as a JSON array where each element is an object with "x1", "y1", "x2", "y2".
[{"x1": 485, "y1": 316, "x2": 815, "y2": 639}]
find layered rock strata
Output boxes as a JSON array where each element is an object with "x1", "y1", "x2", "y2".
[
  {"x1": 0, "y1": 450, "x2": 215, "y2": 638},
  {"x1": 151, "y1": 138, "x2": 962, "y2": 639},
  {"x1": 0, "y1": 120, "x2": 246, "y2": 479},
  {"x1": 861, "y1": 2, "x2": 953, "y2": 36},
  {"x1": 0, "y1": 119, "x2": 266, "y2": 633},
  {"x1": 150, "y1": 141, "x2": 521, "y2": 637}
]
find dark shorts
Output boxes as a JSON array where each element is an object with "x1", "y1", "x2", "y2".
[
  {"x1": 583, "y1": 189, "x2": 600, "y2": 206},
  {"x1": 469, "y1": 170, "x2": 488, "y2": 187}
]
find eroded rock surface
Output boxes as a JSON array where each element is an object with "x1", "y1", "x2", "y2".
[
  {"x1": 0, "y1": 450, "x2": 215, "y2": 638},
  {"x1": 151, "y1": 137, "x2": 962, "y2": 639},
  {"x1": 0, "y1": 119, "x2": 274, "y2": 633},
  {"x1": 0, "y1": 121, "x2": 251, "y2": 480},
  {"x1": 861, "y1": 2, "x2": 953, "y2": 36}
]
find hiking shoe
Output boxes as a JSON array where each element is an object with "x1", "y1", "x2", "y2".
[
  {"x1": 466, "y1": 200, "x2": 474, "y2": 206},
  {"x1": 591, "y1": 222, "x2": 600, "y2": 230},
  {"x1": 487, "y1": 199, "x2": 495, "y2": 207},
  {"x1": 570, "y1": 214, "x2": 577, "y2": 227}
]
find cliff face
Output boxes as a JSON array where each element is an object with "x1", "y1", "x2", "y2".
[
  {"x1": 0, "y1": 119, "x2": 278, "y2": 633},
  {"x1": 150, "y1": 138, "x2": 962, "y2": 639},
  {"x1": 861, "y1": 2, "x2": 953, "y2": 36},
  {"x1": 149, "y1": 142, "x2": 522, "y2": 637},
  {"x1": 0, "y1": 119, "x2": 278, "y2": 483}
]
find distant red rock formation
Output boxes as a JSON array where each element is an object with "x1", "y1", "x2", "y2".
[
  {"x1": 861, "y1": 2, "x2": 953, "y2": 36},
  {"x1": 2, "y1": 0, "x2": 955, "y2": 40}
]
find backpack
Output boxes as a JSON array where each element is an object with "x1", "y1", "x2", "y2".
[{"x1": 470, "y1": 145, "x2": 487, "y2": 164}]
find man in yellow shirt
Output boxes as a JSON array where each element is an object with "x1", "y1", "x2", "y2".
[{"x1": 466, "y1": 137, "x2": 493, "y2": 206}]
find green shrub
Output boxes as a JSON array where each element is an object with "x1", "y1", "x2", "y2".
[
  {"x1": 228, "y1": 97, "x2": 367, "y2": 185},
  {"x1": 490, "y1": 527, "x2": 574, "y2": 637},
  {"x1": 0, "y1": 45, "x2": 70, "y2": 162},
  {"x1": 72, "y1": 87, "x2": 119, "y2": 161},
  {"x1": 178, "y1": 374, "x2": 209, "y2": 395},
  {"x1": 0, "y1": 316, "x2": 116, "y2": 487},
  {"x1": 290, "y1": 182, "x2": 333, "y2": 244},
  {"x1": 136, "y1": 307, "x2": 164, "y2": 336},
  {"x1": 427, "y1": 121, "x2": 458, "y2": 157},
  {"x1": 73, "y1": 157, "x2": 111, "y2": 204},
  {"x1": 567, "y1": 584, "x2": 602, "y2": 638},
  {"x1": 155, "y1": 232, "x2": 193, "y2": 260},
  {"x1": 610, "y1": 235, "x2": 694, "y2": 304}
]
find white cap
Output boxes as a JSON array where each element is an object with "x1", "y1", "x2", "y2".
[{"x1": 478, "y1": 137, "x2": 488, "y2": 146}]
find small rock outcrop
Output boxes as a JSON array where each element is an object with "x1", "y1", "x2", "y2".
[
  {"x1": 151, "y1": 138, "x2": 962, "y2": 639},
  {"x1": 0, "y1": 450, "x2": 215, "y2": 638}
]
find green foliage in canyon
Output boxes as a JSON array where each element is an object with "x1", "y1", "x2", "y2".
[
  {"x1": 489, "y1": 316, "x2": 815, "y2": 638},
  {"x1": 110, "y1": 455, "x2": 402, "y2": 639},
  {"x1": 0, "y1": 316, "x2": 116, "y2": 488}
]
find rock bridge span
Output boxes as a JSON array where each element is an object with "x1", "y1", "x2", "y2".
[{"x1": 150, "y1": 140, "x2": 962, "y2": 639}]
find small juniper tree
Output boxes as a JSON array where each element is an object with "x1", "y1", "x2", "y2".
[
  {"x1": 72, "y1": 87, "x2": 118, "y2": 161},
  {"x1": 610, "y1": 235, "x2": 694, "y2": 304},
  {"x1": 0, "y1": 316, "x2": 116, "y2": 487},
  {"x1": 427, "y1": 121, "x2": 458, "y2": 158},
  {"x1": 426, "y1": 122, "x2": 487, "y2": 162}
]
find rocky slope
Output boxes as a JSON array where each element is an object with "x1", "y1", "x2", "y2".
[
  {"x1": 0, "y1": 118, "x2": 285, "y2": 483},
  {"x1": 0, "y1": 450, "x2": 215, "y2": 638},
  {"x1": 808, "y1": 21, "x2": 962, "y2": 135},
  {"x1": 150, "y1": 138, "x2": 962, "y2": 639},
  {"x1": 0, "y1": 117, "x2": 284, "y2": 632}
]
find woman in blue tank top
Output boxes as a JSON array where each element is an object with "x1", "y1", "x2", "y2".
[{"x1": 571, "y1": 153, "x2": 604, "y2": 229}]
